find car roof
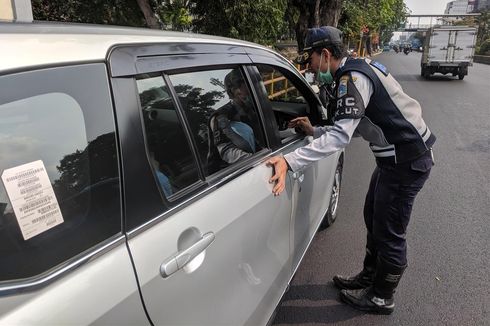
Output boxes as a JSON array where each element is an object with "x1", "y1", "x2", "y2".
[{"x1": 0, "y1": 22, "x2": 274, "y2": 73}]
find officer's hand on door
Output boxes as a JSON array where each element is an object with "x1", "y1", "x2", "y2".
[{"x1": 267, "y1": 156, "x2": 288, "y2": 196}]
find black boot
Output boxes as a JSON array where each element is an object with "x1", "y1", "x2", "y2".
[
  {"x1": 333, "y1": 249, "x2": 376, "y2": 290},
  {"x1": 339, "y1": 256, "x2": 406, "y2": 314}
]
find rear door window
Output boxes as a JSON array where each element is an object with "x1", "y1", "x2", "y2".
[
  {"x1": 136, "y1": 75, "x2": 200, "y2": 199},
  {"x1": 0, "y1": 64, "x2": 121, "y2": 282}
]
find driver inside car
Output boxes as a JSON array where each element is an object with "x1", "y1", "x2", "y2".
[{"x1": 207, "y1": 68, "x2": 261, "y2": 166}]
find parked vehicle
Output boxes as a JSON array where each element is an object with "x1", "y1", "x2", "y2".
[
  {"x1": 411, "y1": 39, "x2": 422, "y2": 51},
  {"x1": 0, "y1": 22, "x2": 343, "y2": 325},
  {"x1": 421, "y1": 26, "x2": 477, "y2": 80},
  {"x1": 383, "y1": 44, "x2": 391, "y2": 52}
]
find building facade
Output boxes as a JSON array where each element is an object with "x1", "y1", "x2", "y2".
[{"x1": 445, "y1": 0, "x2": 470, "y2": 14}]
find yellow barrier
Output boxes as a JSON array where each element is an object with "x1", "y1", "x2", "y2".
[{"x1": 262, "y1": 64, "x2": 308, "y2": 100}]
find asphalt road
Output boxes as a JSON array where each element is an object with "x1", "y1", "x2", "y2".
[{"x1": 273, "y1": 52, "x2": 490, "y2": 326}]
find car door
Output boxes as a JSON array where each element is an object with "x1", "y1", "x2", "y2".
[
  {"x1": 109, "y1": 45, "x2": 293, "y2": 325},
  {"x1": 246, "y1": 50, "x2": 341, "y2": 270}
]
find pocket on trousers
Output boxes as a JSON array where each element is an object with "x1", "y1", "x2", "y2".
[{"x1": 410, "y1": 155, "x2": 433, "y2": 173}]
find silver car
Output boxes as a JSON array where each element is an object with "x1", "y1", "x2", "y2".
[{"x1": 0, "y1": 22, "x2": 343, "y2": 325}]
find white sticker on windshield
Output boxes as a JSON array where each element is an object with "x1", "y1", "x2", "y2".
[{"x1": 1, "y1": 160, "x2": 64, "y2": 240}]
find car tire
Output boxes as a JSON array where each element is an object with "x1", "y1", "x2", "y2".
[
  {"x1": 319, "y1": 155, "x2": 343, "y2": 230},
  {"x1": 458, "y1": 74, "x2": 465, "y2": 80}
]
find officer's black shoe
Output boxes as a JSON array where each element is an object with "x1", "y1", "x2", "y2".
[
  {"x1": 332, "y1": 268, "x2": 375, "y2": 290},
  {"x1": 339, "y1": 287, "x2": 395, "y2": 315},
  {"x1": 333, "y1": 249, "x2": 376, "y2": 290}
]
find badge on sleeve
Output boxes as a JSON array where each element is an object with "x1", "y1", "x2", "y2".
[
  {"x1": 370, "y1": 61, "x2": 389, "y2": 76},
  {"x1": 337, "y1": 75, "x2": 349, "y2": 97}
]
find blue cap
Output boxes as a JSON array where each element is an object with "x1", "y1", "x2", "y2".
[
  {"x1": 294, "y1": 26, "x2": 343, "y2": 65},
  {"x1": 304, "y1": 26, "x2": 343, "y2": 51}
]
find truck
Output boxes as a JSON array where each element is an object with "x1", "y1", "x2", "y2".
[{"x1": 420, "y1": 26, "x2": 477, "y2": 80}]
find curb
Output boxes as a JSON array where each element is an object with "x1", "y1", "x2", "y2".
[{"x1": 474, "y1": 55, "x2": 490, "y2": 65}]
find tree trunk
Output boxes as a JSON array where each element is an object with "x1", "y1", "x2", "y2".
[
  {"x1": 319, "y1": 0, "x2": 343, "y2": 27},
  {"x1": 293, "y1": 0, "x2": 344, "y2": 51},
  {"x1": 136, "y1": 0, "x2": 159, "y2": 29},
  {"x1": 314, "y1": 0, "x2": 320, "y2": 27},
  {"x1": 295, "y1": 11, "x2": 309, "y2": 51},
  {"x1": 293, "y1": 0, "x2": 310, "y2": 51}
]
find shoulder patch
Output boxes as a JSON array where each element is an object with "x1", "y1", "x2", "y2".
[
  {"x1": 337, "y1": 75, "x2": 349, "y2": 97},
  {"x1": 370, "y1": 61, "x2": 389, "y2": 76},
  {"x1": 334, "y1": 76, "x2": 366, "y2": 121}
]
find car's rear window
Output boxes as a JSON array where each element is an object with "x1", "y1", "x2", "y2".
[{"x1": 0, "y1": 64, "x2": 121, "y2": 282}]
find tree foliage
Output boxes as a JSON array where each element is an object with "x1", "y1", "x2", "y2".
[
  {"x1": 32, "y1": 0, "x2": 147, "y2": 27},
  {"x1": 191, "y1": 0, "x2": 287, "y2": 45},
  {"x1": 338, "y1": 0, "x2": 408, "y2": 45},
  {"x1": 475, "y1": 10, "x2": 490, "y2": 54},
  {"x1": 32, "y1": 0, "x2": 409, "y2": 49},
  {"x1": 157, "y1": 0, "x2": 192, "y2": 31}
]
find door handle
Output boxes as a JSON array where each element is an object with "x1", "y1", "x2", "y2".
[{"x1": 160, "y1": 232, "x2": 215, "y2": 278}]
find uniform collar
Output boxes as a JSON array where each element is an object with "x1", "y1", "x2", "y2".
[
  {"x1": 334, "y1": 56, "x2": 349, "y2": 79},
  {"x1": 339, "y1": 56, "x2": 348, "y2": 68}
]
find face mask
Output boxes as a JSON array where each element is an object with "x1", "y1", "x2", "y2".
[{"x1": 317, "y1": 52, "x2": 333, "y2": 85}]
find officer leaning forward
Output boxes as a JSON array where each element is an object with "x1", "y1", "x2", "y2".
[{"x1": 267, "y1": 26, "x2": 435, "y2": 314}]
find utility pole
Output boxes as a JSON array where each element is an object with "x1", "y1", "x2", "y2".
[{"x1": 0, "y1": 0, "x2": 33, "y2": 22}]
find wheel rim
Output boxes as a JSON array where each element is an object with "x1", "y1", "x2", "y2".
[{"x1": 330, "y1": 167, "x2": 341, "y2": 219}]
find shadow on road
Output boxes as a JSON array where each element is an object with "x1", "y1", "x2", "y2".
[
  {"x1": 272, "y1": 283, "x2": 365, "y2": 324},
  {"x1": 419, "y1": 75, "x2": 462, "y2": 82}
]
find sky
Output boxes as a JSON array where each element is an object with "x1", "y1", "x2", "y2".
[
  {"x1": 392, "y1": 0, "x2": 455, "y2": 41},
  {"x1": 404, "y1": 0, "x2": 452, "y2": 15}
]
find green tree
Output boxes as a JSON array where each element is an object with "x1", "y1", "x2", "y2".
[
  {"x1": 476, "y1": 10, "x2": 490, "y2": 50},
  {"x1": 191, "y1": 0, "x2": 287, "y2": 46},
  {"x1": 338, "y1": 0, "x2": 407, "y2": 47},
  {"x1": 157, "y1": 0, "x2": 192, "y2": 31},
  {"x1": 32, "y1": 0, "x2": 158, "y2": 28}
]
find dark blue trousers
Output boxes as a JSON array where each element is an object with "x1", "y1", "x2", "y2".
[{"x1": 364, "y1": 150, "x2": 433, "y2": 266}]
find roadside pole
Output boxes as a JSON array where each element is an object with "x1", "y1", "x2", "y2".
[{"x1": 0, "y1": 0, "x2": 33, "y2": 22}]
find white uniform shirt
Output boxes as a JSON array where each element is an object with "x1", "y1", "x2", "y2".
[{"x1": 284, "y1": 57, "x2": 374, "y2": 172}]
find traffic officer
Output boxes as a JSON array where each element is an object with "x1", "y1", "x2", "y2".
[{"x1": 267, "y1": 26, "x2": 435, "y2": 314}]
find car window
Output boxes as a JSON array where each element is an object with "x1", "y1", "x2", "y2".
[
  {"x1": 255, "y1": 64, "x2": 310, "y2": 143},
  {"x1": 136, "y1": 75, "x2": 200, "y2": 199},
  {"x1": 0, "y1": 64, "x2": 121, "y2": 282},
  {"x1": 168, "y1": 67, "x2": 266, "y2": 176}
]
